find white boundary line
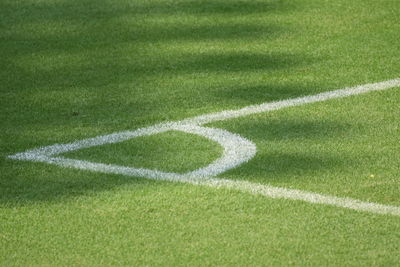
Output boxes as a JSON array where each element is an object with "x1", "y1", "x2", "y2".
[{"x1": 8, "y1": 78, "x2": 400, "y2": 216}]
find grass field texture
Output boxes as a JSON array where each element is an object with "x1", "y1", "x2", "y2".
[{"x1": 1, "y1": 0, "x2": 400, "y2": 265}]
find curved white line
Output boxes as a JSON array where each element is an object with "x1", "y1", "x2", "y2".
[
  {"x1": 172, "y1": 124, "x2": 256, "y2": 177},
  {"x1": 7, "y1": 78, "x2": 400, "y2": 216},
  {"x1": 10, "y1": 123, "x2": 256, "y2": 180}
]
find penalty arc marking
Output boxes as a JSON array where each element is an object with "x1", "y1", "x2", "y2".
[{"x1": 8, "y1": 79, "x2": 400, "y2": 216}]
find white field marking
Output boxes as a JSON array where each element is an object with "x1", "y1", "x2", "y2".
[
  {"x1": 182, "y1": 78, "x2": 400, "y2": 125},
  {"x1": 9, "y1": 123, "x2": 257, "y2": 179},
  {"x1": 8, "y1": 78, "x2": 400, "y2": 216},
  {"x1": 14, "y1": 156, "x2": 400, "y2": 216},
  {"x1": 194, "y1": 179, "x2": 400, "y2": 217}
]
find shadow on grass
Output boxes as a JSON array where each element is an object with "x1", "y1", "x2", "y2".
[
  {"x1": 238, "y1": 152, "x2": 348, "y2": 178},
  {"x1": 0, "y1": 0, "x2": 296, "y2": 24},
  {"x1": 217, "y1": 118, "x2": 354, "y2": 182},
  {"x1": 6, "y1": 52, "x2": 312, "y2": 90},
  {"x1": 219, "y1": 118, "x2": 352, "y2": 141},
  {"x1": 1, "y1": 118, "x2": 352, "y2": 206},
  {"x1": 0, "y1": 162, "x2": 159, "y2": 206},
  {"x1": 211, "y1": 83, "x2": 328, "y2": 106},
  {"x1": 221, "y1": 150, "x2": 353, "y2": 185},
  {"x1": 0, "y1": 0, "x2": 302, "y2": 91},
  {"x1": 0, "y1": 0, "x2": 335, "y2": 205},
  {"x1": 0, "y1": 0, "x2": 316, "y2": 130}
]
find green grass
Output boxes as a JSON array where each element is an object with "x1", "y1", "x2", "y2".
[
  {"x1": 215, "y1": 89, "x2": 400, "y2": 205},
  {"x1": 1, "y1": 0, "x2": 400, "y2": 265},
  {"x1": 64, "y1": 131, "x2": 223, "y2": 173}
]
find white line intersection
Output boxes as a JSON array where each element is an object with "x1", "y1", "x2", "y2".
[{"x1": 8, "y1": 79, "x2": 400, "y2": 216}]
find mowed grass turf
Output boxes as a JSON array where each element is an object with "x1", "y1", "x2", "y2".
[{"x1": 1, "y1": 0, "x2": 400, "y2": 265}]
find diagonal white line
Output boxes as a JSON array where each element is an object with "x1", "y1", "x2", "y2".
[
  {"x1": 183, "y1": 78, "x2": 400, "y2": 125},
  {"x1": 10, "y1": 79, "x2": 400, "y2": 158},
  {"x1": 24, "y1": 155, "x2": 400, "y2": 216},
  {"x1": 25, "y1": 156, "x2": 400, "y2": 216},
  {"x1": 7, "y1": 78, "x2": 400, "y2": 216},
  {"x1": 192, "y1": 178, "x2": 400, "y2": 217}
]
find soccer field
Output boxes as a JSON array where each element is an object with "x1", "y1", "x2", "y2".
[{"x1": 1, "y1": 0, "x2": 400, "y2": 265}]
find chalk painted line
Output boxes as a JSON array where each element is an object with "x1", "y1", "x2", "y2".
[{"x1": 8, "y1": 79, "x2": 400, "y2": 216}]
